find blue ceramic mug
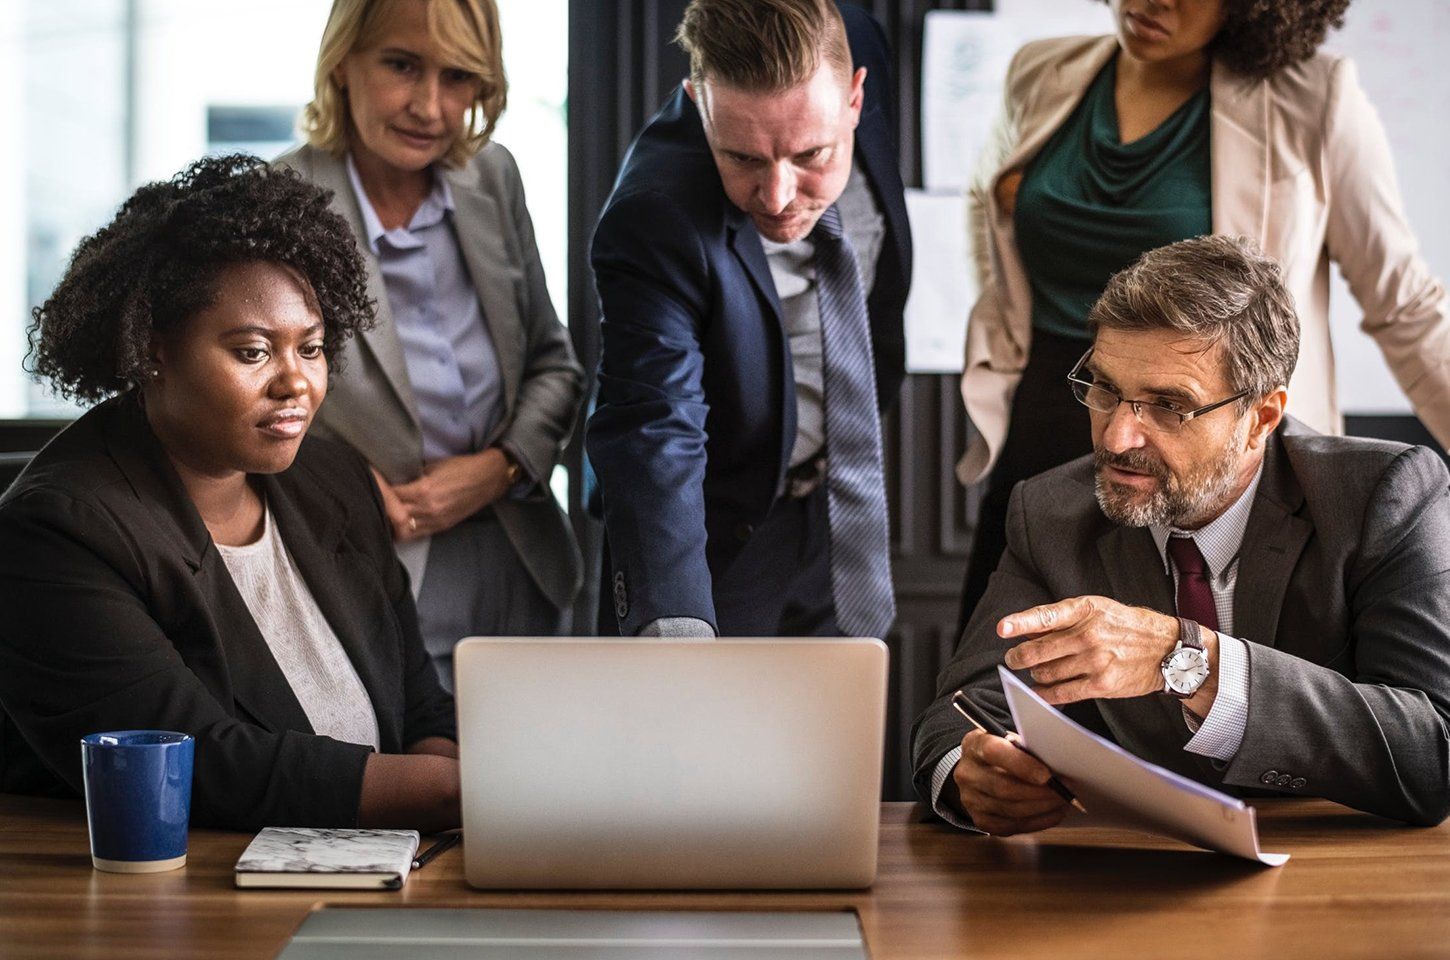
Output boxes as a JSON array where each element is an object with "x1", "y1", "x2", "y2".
[{"x1": 80, "y1": 731, "x2": 194, "y2": 873}]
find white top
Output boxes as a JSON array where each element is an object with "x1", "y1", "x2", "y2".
[{"x1": 217, "y1": 503, "x2": 381, "y2": 750}]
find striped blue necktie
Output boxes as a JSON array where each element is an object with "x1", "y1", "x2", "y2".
[{"x1": 811, "y1": 204, "x2": 895, "y2": 639}]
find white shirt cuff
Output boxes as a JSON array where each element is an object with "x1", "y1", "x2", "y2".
[
  {"x1": 1183, "y1": 633, "x2": 1249, "y2": 761},
  {"x1": 928, "y1": 745, "x2": 983, "y2": 832}
]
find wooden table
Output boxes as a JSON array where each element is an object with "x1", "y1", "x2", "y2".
[{"x1": 3, "y1": 795, "x2": 1448, "y2": 959}]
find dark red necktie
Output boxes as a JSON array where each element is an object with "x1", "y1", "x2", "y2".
[{"x1": 1167, "y1": 535, "x2": 1219, "y2": 632}]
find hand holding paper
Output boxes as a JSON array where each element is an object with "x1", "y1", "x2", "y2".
[
  {"x1": 997, "y1": 665, "x2": 1289, "y2": 865},
  {"x1": 951, "y1": 727, "x2": 1074, "y2": 838}
]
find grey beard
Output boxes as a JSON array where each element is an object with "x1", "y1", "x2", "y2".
[{"x1": 1093, "y1": 441, "x2": 1245, "y2": 529}]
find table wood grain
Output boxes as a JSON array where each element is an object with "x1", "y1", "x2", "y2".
[{"x1": 2, "y1": 795, "x2": 1447, "y2": 959}]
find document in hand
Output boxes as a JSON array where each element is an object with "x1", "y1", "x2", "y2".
[{"x1": 999, "y1": 666, "x2": 1289, "y2": 865}]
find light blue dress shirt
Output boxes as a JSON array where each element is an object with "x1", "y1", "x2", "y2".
[{"x1": 346, "y1": 155, "x2": 505, "y2": 463}]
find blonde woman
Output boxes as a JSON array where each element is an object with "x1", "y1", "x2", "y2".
[
  {"x1": 955, "y1": 0, "x2": 1450, "y2": 636},
  {"x1": 278, "y1": 0, "x2": 583, "y2": 687}
]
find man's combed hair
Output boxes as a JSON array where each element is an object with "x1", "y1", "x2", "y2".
[
  {"x1": 674, "y1": 0, "x2": 851, "y2": 93},
  {"x1": 28, "y1": 154, "x2": 374, "y2": 404},
  {"x1": 1089, "y1": 235, "x2": 1300, "y2": 403}
]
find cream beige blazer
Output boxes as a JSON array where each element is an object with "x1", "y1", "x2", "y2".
[{"x1": 958, "y1": 35, "x2": 1450, "y2": 485}]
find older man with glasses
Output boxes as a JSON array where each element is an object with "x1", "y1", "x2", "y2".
[{"x1": 913, "y1": 234, "x2": 1450, "y2": 836}]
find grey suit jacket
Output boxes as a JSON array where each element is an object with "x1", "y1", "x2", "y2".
[
  {"x1": 275, "y1": 143, "x2": 584, "y2": 610},
  {"x1": 913, "y1": 418, "x2": 1450, "y2": 826}
]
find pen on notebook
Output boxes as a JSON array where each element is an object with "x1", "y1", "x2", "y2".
[
  {"x1": 951, "y1": 690, "x2": 1087, "y2": 814},
  {"x1": 412, "y1": 831, "x2": 461, "y2": 870}
]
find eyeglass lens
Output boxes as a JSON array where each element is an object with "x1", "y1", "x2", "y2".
[{"x1": 1071, "y1": 381, "x2": 1182, "y2": 431}]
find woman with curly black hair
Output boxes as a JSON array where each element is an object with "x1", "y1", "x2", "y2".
[
  {"x1": 953, "y1": 0, "x2": 1450, "y2": 636},
  {"x1": 0, "y1": 154, "x2": 462, "y2": 833}
]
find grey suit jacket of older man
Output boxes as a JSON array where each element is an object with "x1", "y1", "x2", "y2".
[
  {"x1": 913, "y1": 418, "x2": 1450, "y2": 826},
  {"x1": 275, "y1": 142, "x2": 583, "y2": 611}
]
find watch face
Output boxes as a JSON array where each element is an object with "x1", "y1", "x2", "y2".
[{"x1": 1164, "y1": 648, "x2": 1209, "y2": 695}]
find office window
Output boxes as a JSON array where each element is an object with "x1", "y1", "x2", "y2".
[{"x1": 1, "y1": 0, "x2": 568, "y2": 419}]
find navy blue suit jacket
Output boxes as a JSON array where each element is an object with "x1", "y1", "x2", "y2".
[{"x1": 587, "y1": 4, "x2": 912, "y2": 635}]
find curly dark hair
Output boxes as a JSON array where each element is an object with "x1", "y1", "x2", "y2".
[
  {"x1": 1213, "y1": 0, "x2": 1350, "y2": 77},
  {"x1": 28, "y1": 153, "x2": 374, "y2": 403},
  {"x1": 1099, "y1": 0, "x2": 1351, "y2": 79}
]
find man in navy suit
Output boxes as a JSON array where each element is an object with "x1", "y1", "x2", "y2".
[{"x1": 588, "y1": 0, "x2": 912, "y2": 638}]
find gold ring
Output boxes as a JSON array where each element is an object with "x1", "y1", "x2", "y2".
[{"x1": 408, "y1": 516, "x2": 418, "y2": 533}]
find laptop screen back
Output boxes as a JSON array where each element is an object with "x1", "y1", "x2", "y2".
[{"x1": 454, "y1": 637, "x2": 887, "y2": 890}]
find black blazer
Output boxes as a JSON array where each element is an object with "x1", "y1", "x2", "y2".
[
  {"x1": 587, "y1": 3, "x2": 913, "y2": 633},
  {"x1": 0, "y1": 394, "x2": 455, "y2": 830}
]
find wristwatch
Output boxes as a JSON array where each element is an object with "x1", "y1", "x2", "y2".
[{"x1": 1161, "y1": 617, "x2": 1211, "y2": 699}]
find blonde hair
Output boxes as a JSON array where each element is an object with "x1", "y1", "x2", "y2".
[
  {"x1": 674, "y1": 0, "x2": 851, "y2": 93},
  {"x1": 301, "y1": 0, "x2": 507, "y2": 168}
]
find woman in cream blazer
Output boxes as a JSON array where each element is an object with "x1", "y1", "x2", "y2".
[{"x1": 956, "y1": 7, "x2": 1450, "y2": 632}]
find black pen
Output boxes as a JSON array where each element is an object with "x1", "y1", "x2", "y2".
[
  {"x1": 412, "y1": 831, "x2": 461, "y2": 870},
  {"x1": 951, "y1": 690, "x2": 1087, "y2": 814}
]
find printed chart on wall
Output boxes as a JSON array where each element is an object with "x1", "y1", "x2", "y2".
[
  {"x1": 907, "y1": 1, "x2": 1110, "y2": 373},
  {"x1": 1324, "y1": 3, "x2": 1450, "y2": 414}
]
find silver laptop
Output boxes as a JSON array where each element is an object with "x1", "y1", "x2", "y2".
[{"x1": 454, "y1": 637, "x2": 887, "y2": 890}]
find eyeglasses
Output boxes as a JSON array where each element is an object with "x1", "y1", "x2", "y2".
[{"x1": 1066, "y1": 348, "x2": 1249, "y2": 433}]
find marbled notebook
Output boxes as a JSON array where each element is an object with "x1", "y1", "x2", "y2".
[{"x1": 235, "y1": 828, "x2": 421, "y2": 889}]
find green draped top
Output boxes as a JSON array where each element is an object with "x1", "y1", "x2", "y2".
[{"x1": 1014, "y1": 54, "x2": 1212, "y2": 341}]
